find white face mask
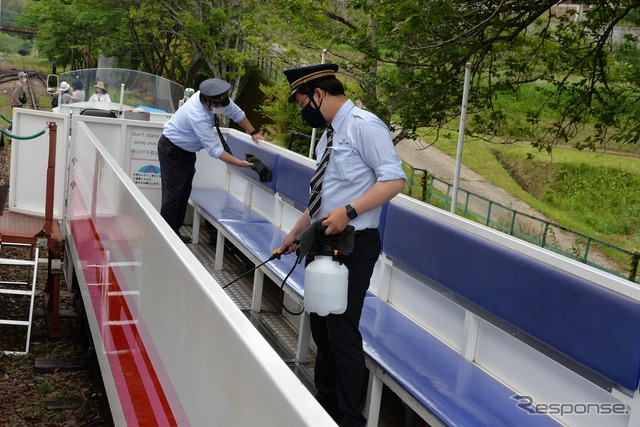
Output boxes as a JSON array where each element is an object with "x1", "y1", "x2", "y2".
[{"x1": 207, "y1": 104, "x2": 225, "y2": 113}]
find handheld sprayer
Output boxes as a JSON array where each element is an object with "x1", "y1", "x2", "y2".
[{"x1": 222, "y1": 219, "x2": 355, "y2": 316}]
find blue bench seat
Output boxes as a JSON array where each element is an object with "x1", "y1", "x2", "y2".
[
  {"x1": 189, "y1": 187, "x2": 305, "y2": 297},
  {"x1": 219, "y1": 220, "x2": 304, "y2": 297},
  {"x1": 189, "y1": 181, "x2": 312, "y2": 362},
  {"x1": 188, "y1": 141, "x2": 640, "y2": 426},
  {"x1": 190, "y1": 188, "x2": 269, "y2": 224},
  {"x1": 360, "y1": 297, "x2": 561, "y2": 427},
  {"x1": 383, "y1": 202, "x2": 640, "y2": 392},
  {"x1": 189, "y1": 187, "x2": 271, "y2": 271}
]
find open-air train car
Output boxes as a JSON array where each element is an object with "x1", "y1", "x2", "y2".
[{"x1": 8, "y1": 69, "x2": 640, "y2": 427}]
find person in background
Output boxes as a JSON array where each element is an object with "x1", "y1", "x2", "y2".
[
  {"x1": 8, "y1": 71, "x2": 28, "y2": 131},
  {"x1": 158, "y1": 77, "x2": 265, "y2": 243},
  {"x1": 57, "y1": 81, "x2": 73, "y2": 105},
  {"x1": 88, "y1": 81, "x2": 111, "y2": 102},
  {"x1": 11, "y1": 71, "x2": 28, "y2": 109},
  {"x1": 279, "y1": 64, "x2": 406, "y2": 427},
  {"x1": 71, "y1": 78, "x2": 85, "y2": 102}
]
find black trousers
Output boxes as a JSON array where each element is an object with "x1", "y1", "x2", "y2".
[
  {"x1": 158, "y1": 134, "x2": 196, "y2": 235},
  {"x1": 307, "y1": 229, "x2": 380, "y2": 427}
]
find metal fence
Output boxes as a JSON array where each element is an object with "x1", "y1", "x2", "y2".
[
  {"x1": 246, "y1": 42, "x2": 285, "y2": 84},
  {"x1": 405, "y1": 166, "x2": 639, "y2": 283}
]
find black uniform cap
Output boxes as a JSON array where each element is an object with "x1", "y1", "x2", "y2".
[{"x1": 283, "y1": 64, "x2": 339, "y2": 103}]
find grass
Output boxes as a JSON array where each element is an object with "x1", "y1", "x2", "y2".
[
  {"x1": 37, "y1": 381, "x2": 54, "y2": 394},
  {"x1": 7, "y1": 54, "x2": 52, "y2": 75},
  {"x1": 415, "y1": 127, "x2": 640, "y2": 253}
]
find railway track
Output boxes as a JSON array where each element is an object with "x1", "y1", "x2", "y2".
[{"x1": 0, "y1": 69, "x2": 49, "y2": 110}]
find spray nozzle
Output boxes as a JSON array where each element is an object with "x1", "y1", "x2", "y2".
[{"x1": 320, "y1": 245, "x2": 334, "y2": 256}]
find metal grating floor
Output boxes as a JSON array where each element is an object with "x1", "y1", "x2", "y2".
[
  {"x1": 183, "y1": 224, "x2": 316, "y2": 391},
  {"x1": 183, "y1": 223, "x2": 407, "y2": 426}
]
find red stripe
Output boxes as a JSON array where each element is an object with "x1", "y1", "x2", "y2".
[{"x1": 71, "y1": 207, "x2": 179, "y2": 425}]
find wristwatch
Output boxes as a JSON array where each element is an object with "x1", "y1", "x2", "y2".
[
  {"x1": 345, "y1": 204, "x2": 358, "y2": 220},
  {"x1": 249, "y1": 129, "x2": 259, "y2": 136}
]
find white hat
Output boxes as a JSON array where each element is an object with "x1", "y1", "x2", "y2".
[
  {"x1": 60, "y1": 81, "x2": 70, "y2": 91},
  {"x1": 17, "y1": 71, "x2": 27, "y2": 78}
]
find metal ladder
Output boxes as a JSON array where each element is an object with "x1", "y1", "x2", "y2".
[{"x1": 0, "y1": 241, "x2": 40, "y2": 355}]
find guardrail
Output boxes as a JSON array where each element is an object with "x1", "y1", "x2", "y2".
[{"x1": 405, "y1": 165, "x2": 639, "y2": 283}]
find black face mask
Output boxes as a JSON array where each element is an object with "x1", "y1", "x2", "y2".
[{"x1": 300, "y1": 97, "x2": 327, "y2": 128}]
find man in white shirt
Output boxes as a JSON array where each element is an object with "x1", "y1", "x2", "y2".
[
  {"x1": 280, "y1": 64, "x2": 406, "y2": 427},
  {"x1": 158, "y1": 78, "x2": 264, "y2": 243}
]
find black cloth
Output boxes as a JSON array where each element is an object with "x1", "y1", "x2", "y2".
[
  {"x1": 306, "y1": 229, "x2": 380, "y2": 427},
  {"x1": 297, "y1": 219, "x2": 325, "y2": 262},
  {"x1": 245, "y1": 154, "x2": 272, "y2": 182},
  {"x1": 158, "y1": 134, "x2": 196, "y2": 235},
  {"x1": 296, "y1": 220, "x2": 355, "y2": 262}
]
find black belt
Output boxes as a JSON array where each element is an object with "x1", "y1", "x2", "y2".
[
  {"x1": 355, "y1": 228, "x2": 377, "y2": 235},
  {"x1": 159, "y1": 133, "x2": 173, "y2": 145},
  {"x1": 160, "y1": 134, "x2": 193, "y2": 154}
]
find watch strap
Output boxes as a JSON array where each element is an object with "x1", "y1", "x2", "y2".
[{"x1": 345, "y1": 204, "x2": 358, "y2": 220}]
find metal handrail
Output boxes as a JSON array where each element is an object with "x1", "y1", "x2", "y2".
[{"x1": 404, "y1": 165, "x2": 639, "y2": 283}]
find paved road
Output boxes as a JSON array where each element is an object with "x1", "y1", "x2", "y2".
[{"x1": 395, "y1": 138, "x2": 543, "y2": 218}]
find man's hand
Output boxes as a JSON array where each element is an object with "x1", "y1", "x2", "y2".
[
  {"x1": 279, "y1": 235, "x2": 299, "y2": 255},
  {"x1": 251, "y1": 132, "x2": 265, "y2": 142},
  {"x1": 320, "y1": 207, "x2": 350, "y2": 235}
]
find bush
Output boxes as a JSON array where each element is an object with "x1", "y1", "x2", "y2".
[{"x1": 546, "y1": 164, "x2": 640, "y2": 235}]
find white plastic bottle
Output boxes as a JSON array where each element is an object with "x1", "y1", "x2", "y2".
[{"x1": 304, "y1": 248, "x2": 348, "y2": 316}]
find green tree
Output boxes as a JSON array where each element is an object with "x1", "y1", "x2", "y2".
[
  {"x1": 259, "y1": 79, "x2": 313, "y2": 154},
  {"x1": 264, "y1": 1, "x2": 640, "y2": 152},
  {"x1": 19, "y1": 0, "x2": 271, "y2": 94},
  {"x1": 19, "y1": 0, "x2": 129, "y2": 71},
  {"x1": 157, "y1": 0, "x2": 263, "y2": 96}
]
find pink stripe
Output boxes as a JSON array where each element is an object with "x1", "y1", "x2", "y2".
[
  {"x1": 71, "y1": 191, "x2": 171, "y2": 424},
  {"x1": 121, "y1": 315, "x2": 172, "y2": 426},
  {"x1": 71, "y1": 140, "x2": 189, "y2": 425},
  {"x1": 80, "y1": 236, "x2": 139, "y2": 426}
]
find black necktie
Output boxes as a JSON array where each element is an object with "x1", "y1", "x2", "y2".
[
  {"x1": 308, "y1": 127, "x2": 333, "y2": 218},
  {"x1": 214, "y1": 114, "x2": 233, "y2": 154}
]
